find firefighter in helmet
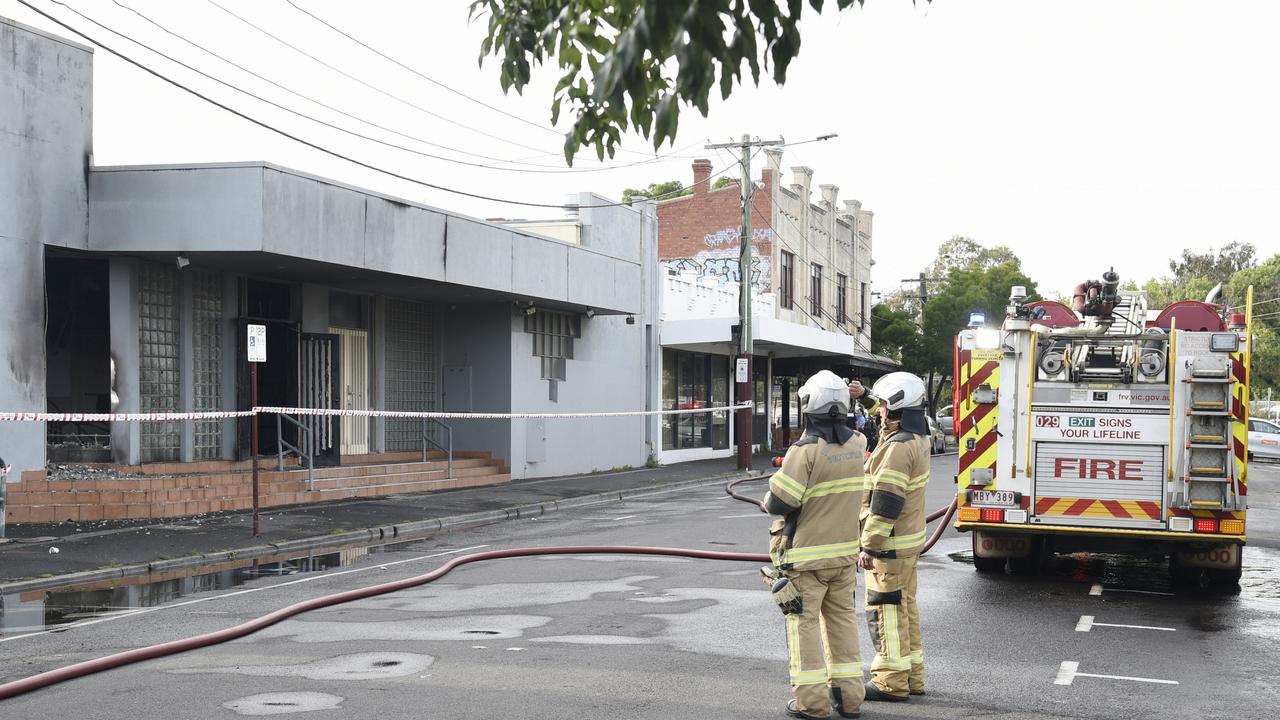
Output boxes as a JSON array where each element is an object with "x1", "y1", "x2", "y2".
[
  {"x1": 858, "y1": 371, "x2": 931, "y2": 701},
  {"x1": 762, "y1": 370, "x2": 867, "y2": 719}
]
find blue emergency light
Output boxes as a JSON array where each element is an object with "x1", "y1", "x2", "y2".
[{"x1": 968, "y1": 312, "x2": 985, "y2": 327}]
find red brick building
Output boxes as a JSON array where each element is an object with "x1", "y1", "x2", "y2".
[{"x1": 657, "y1": 158, "x2": 776, "y2": 292}]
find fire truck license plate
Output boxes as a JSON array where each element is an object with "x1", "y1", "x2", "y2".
[{"x1": 971, "y1": 490, "x2": 1016, "y2": 506}]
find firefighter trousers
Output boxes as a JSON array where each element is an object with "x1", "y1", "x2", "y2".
[
  {"x1": 785, "y1": 564, "x2": 864, "y2": 716},
  {"x1": 865, "y1": 555, "x2": 923, "y2": 696}
]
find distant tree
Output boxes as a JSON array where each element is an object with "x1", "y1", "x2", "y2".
[
  {"x1": 870, "y1": 304, "x2": 920, "y2": 362},
  {"x1": 1138, "y1": 242, "x2": 1258, "y2": 308},
  {"x1": 917, "y1": 260, "x2": 1039, "y2": 411},
  {"x1": 1226, "y1": 253, "x2": 1280, "y2": 393},
  {"x1": 873, "y1": 239, "x2": 1037, "y2": 412},
  {"x1": 712, "y1": 176, "x2": 737, "y2": 191},
  {"x1": 621, "y1": 179, "x2": 689, "y2": 204}
]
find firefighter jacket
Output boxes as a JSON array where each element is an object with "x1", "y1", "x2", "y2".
[
  {"x1": 860, "y1": 421, "x2": 931, "y2": 559},
  {"x1": 763, "y1": 430, "x2": 867, "y2": 571}
]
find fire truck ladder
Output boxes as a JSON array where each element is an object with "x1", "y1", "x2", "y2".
[{"x1": 1178, "y1": 355, "x2": 1239, "y2": 511}]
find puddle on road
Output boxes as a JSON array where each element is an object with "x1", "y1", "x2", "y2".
[
  {"x1": 947, "y1": 545, "x2": 1280, "y2": 622},
  {"x1": 0, "y1": 551, "x2": 356, "y2": 637},
  {"x1": 0, "y1": 538, "x2": 481, "y2": 637},
  {"x1": 223, "y1": 691, "x2": 343, "y2": 716}
]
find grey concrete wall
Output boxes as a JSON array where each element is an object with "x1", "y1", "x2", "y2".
[
  {"x1": 90, "y1": 166, "x2": 264, "y2": 252},
  {"x1": 507, "y1": 199, "x2": 659, "y2": 478},
  {"x1": 0, "y1": 18, "x2": 93, "y2": 475},
  {"x1": 440, "y1": 303, "x2": 512, "y2": 467}
]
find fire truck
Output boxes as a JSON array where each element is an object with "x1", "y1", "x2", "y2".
[{"x1": 952, "y1": 270, "x2": 1255, "y2": 586}]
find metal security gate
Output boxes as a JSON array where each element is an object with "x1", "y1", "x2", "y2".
[
  {"x1": 385, "y1": 299, "x2": 436, "y2": 451},
  {"x1": 139, "y1": 264, "x2": 180, "y2": 462},
  {"x1": 300, "y1": 333, "x2": 341, "y2": 467},
  {"x1": 330, "y1": 327, "x2": 369, "y2": 456}
]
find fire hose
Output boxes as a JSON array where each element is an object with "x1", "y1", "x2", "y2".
[{"x1": 0, "y1": 476, "x2": 957, "y2": 701}]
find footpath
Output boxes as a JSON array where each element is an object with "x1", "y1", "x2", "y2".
[{"x1": 0, "y1": 455, "x2": 769, "y2": 595}]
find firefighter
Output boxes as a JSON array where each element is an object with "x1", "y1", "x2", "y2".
[
  {"x1": 762, "y1": 370, "x2": 868, "y2": 719},
  {"x1": 858, "y1": 371, "x2": 931, "y2": 702}
]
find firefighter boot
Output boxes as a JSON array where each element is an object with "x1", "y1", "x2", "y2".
[
  {"x1": 865, "y1": 558, "x2": 912, "y2": 699},
  {"x1": 831, "y1": 687, "x2": 861, "y2": 718}
]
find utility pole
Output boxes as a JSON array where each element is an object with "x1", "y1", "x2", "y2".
[
  {"x1": 900, "y1": 272, "x2": 944, "y2": 320},
  {"x1": 706, "y1": 135, "x2": 784, "y2": 470}
]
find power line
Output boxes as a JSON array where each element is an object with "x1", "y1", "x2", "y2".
[
  {"x1": 103, "y1": 0, "x2": 699, "y2": 173},
  {"x1": 283, "y1": 0, "x2": 557, "y2": 138},
  {"x1": 16, "y1": 0, "x2": 735, "y2": 209},
  {"x1": 203, "y1": 0, "x2": 561, "y2": 158},
  {"x1": 281, "y1": 0, "x2": 692, "y2": 163}
]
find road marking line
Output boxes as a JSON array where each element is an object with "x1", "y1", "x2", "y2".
[
  {"x1": 1076, "y1": 615, "x2": 1176, "y2": 632},
  {"x1": 1056, "y1": 661, "x2": 1177, "y2": 685},
  {"x1": 612, "y1": 515, "x2": 638, "y2": 521},
  {"x1": 1090, "y1": 583, "x2": 1174, "y2": 597},
  {"x1": 0, "y1": 544, "x2": 489, "y2": 644}
]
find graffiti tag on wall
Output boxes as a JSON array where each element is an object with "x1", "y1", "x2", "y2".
[
  {"x1": 662, "y1": 248, "x2": 772, "y2": 292},
  {"x1": 703, "y1": 227, "x2": 773, "y2": 249}
]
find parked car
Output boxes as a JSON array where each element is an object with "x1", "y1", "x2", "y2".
[
  {"x1": 1249, "y1": 418, "x2": 1280, "y2": 460},
  {"x1": 925, "y1": 417, "x2": 946, "y2": 455},
  {"x1": 936, "y1": 404, "x2": 954, "y2": 438}
]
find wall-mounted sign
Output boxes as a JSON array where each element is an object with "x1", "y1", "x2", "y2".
[{"x1": 247, "y1": 324, "x2": 267, "y2": 363}]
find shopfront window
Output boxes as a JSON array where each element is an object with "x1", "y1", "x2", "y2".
[{"x1": 662, "y1": 349, "x2": 730, "y2": 451}]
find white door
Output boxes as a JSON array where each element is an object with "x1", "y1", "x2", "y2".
[{"x1": 331, "y1": 327, "x2": 370, "y2": 455}]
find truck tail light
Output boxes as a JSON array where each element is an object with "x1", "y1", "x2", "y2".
[
  {"x1": 1169, "y1": 517, "x2": 1193, "y2": 532},
  {"x1": 1194, "y1": 518, "x2": 1218, "y2": 534},
  {"x1": 980, "y1": 508, "x2": 1005, "y2": 523},
  {"x1": 958, "y1": 507, "x2": 981, "y2": 522},
  {"x1": 1219, "y1": 519, "x2": 1245, "y2": 535}
]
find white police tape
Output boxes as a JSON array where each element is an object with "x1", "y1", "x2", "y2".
[
  {"x1": 250, "y1": 403, "x2": 753, "y2": 420},
  {"x1": 0, "y1": 411, "x2": 256, "y2": 422},
  {"x1": 0, "y1": 404, "x2": 751, "y2": 422}
]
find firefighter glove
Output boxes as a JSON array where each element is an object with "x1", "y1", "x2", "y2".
[{"x1": 771, "y1": 575, "x2": 803, "y2": 615}]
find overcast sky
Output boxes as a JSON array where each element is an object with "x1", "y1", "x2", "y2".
[{"x1": 8, "y1": 0, "x2": 1280, "y2": 298}]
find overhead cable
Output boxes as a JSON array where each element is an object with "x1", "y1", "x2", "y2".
[{"x1": 16, "y1": 0, "x2": 734, "y2": 209}]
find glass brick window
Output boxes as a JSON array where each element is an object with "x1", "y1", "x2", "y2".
[
  {"x1": 139, "y1": 263, "x2": 180, "y2": 462},
  {"x1": 191, "y1": 270, "x2": 224, "y2": 460},
  {"x1": 524, "y1": 309, "x2": 579, "y2": 381}
]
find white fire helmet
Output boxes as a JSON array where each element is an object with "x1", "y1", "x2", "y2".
[
  {"x1": 798, "y1": 370, "x2": 851, "y2": 418},
  {"x1": 870, "y1": 372, "x2": 927, "y2": 412}
]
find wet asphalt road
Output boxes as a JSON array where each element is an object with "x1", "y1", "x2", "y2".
[{"x1": 3, "y1": 457, "x2": 1279, "y2": 720}]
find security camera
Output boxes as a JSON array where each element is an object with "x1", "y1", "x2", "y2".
[
  {"x1": 585, "y1": 308, "x2": 596, "y2": 318},
  {"x1": 523, "y1": 306, "x2": 537, "y2": 316},
  {"x1": 625, "y1": 315, "x2": 636, "y2": 325},
  {"x1": 176, "y1": 256, "x2": 190, "y2": 270}
]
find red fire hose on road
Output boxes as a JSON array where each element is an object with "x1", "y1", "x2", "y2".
[
  {"x1": 0, "y1": 545, "x2": 768, "y2": 701},
  {"x1": 1, "y1": 476, "x2": 956, "y2": 702}
]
